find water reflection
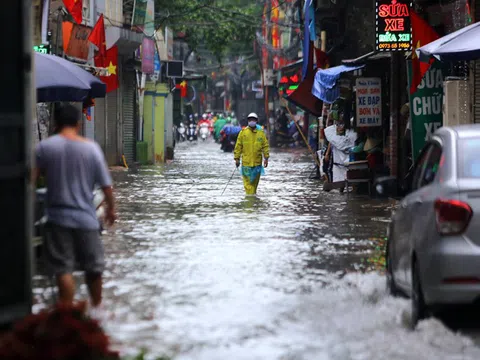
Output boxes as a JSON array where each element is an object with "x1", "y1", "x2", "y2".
[{"x1": 34, "y1": 140, "x2": 392, "y2": 358}]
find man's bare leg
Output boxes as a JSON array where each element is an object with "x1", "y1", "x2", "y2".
[
  {"x1": 85, "y1": 272, "x2": 103, "y2": 307},
  {"x1": 56, "y1": 273, "x2": 75, "y2": 304}
]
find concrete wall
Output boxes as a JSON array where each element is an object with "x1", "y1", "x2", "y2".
[{"x1": 317, "y1": 0, "x2": 375, "y2": 64}]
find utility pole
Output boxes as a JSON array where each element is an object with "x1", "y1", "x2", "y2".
[
  {"x1": 390, "y1": 52, "x2": 401, "y2": 178},
  {"x1": 54, "y1": 6, "x2": 64, "y2": 56},
  {"x1": 0, "y1": 0, "x2": 34, "y2": 326},
  {"x1": 315, "y1": 31, "x2": 327, "y2": 179},
  {"x1": 265, "y1": 1, "x2": 272, "y2": 133}
]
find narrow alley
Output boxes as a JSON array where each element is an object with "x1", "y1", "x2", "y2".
[{"x1": 33, "y1": 141, "x2": 480, "y2": 359}]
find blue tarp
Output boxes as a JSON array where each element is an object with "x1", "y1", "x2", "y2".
[
  {"x1": 222, "y1": 125, "x2": 242, "y2": 136},
  {"x1": 416, "y1": 22, "x2": 480, "y2": 62},
  {"x1": 312, "y1": 64, "x2": 364, "y2": 103}
]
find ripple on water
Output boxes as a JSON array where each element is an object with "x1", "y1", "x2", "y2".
[{"x1": 36, "y1": 141, "x2": 446, "y2": 359}]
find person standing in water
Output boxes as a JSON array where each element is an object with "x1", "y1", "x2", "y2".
[
  {"x1": 234, "y1": 113, "x2": 270, "y2": 195},
  {"x1": 34, "y1": 103, "x2": 116, "y2": 314}
]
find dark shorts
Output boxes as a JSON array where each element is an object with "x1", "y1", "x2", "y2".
[{"x1": 44, "y1": 223, "x2": 105, "y2": 275}]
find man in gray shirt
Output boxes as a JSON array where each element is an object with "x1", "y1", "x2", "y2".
[{"x1": 35, "y1": 103, "x2": 116, "y2": 310}]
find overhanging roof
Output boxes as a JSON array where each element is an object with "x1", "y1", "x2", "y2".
[{"x1": 342, "y1": 51, "x2": 391, "y2": 66}]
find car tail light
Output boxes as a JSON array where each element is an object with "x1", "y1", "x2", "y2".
[{"x1": 434, "y1": 199, "x2": 472, "y2": 235}]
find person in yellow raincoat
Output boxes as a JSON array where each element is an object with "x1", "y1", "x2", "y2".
[{"x1": 234, "y1": 113, "x2": 270, "y2": 195}]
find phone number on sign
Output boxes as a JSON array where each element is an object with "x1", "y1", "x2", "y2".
[{"x1": 377, "y1": 42, "x2": 411, "y2": 50}]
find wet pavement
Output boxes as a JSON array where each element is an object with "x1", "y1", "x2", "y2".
[{"x1": 33, "y1": 140, "x2": 480, "y2": 359}]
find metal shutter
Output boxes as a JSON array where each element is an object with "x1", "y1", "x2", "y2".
[
  {"x1": 94, "y1": 97, "x2": 106, "y2": 152},
  {"x1": 122, "y1": 72, "x2": 136, "y2": 164},
  {"x1": 84, "y1": 110, "x2": 95, "y2": 140},
  {"x1": 106, "y1": 89, "x2": 118, "y2": 165}
]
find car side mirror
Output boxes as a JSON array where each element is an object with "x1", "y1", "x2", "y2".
[{"x1": 374, "y1": 176, "x2": 399, "y2": 198}]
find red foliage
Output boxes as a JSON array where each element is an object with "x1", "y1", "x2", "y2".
[{"x1": 0, "y1": 302, "x2": 119, "y2": 360}]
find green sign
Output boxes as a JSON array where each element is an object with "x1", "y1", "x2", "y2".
[
  {"x1": 33, "y1": 44, "x2": 50, "y2": 54},
  {"x1": 407, "y1": 60, "x2": 445, "y2": 160}
]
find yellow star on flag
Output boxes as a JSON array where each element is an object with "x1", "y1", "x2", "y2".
[
  {"x1": 107, "y1": 61, "x2": 116, "y2": 76},
  {"x1": 180, "y1": 80, "x2": 187, "y2": 87},
  {"x1": 412, "y1": 40, "x2": 421, "y2": 59}
]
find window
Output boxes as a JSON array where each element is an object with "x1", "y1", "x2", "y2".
[
  {"x1": 419, "y1": 143, "x2": 442, "y2": 187},
  {"x1": 459, "y1": 138, "x2": 480, "y2": 178},
  {"x1": 411, "y1": 142, "x2": 442, "y2": 190},
  {"x1": 411, "y1": 145, "x2": 431, "y2": 191}
]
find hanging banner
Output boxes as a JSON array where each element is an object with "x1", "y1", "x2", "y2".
[
  {"x1": 142, "y1": 38, "x2": 155, "y2": 74},
  {"x1": 355, "y1": 77, "x2": 382, "y2": 127},
  {"x1": 407, "y1": 60, "x2": 445, "y2": 160},
  {"x1": 166, "y1": 27, "x2": 174, "y2": 60},
  {"x1": 376, "y1": 0, "x2": 412, "y2": 51},
  {"x1": 155, "y1": 29, "x2": 168, "y2": 61},
  {"x1": 66, "y1": 24, "x2": 93, "y2": 60},
  {"x1": 150, "y1": 49, "x2": 161, "y2": 82}
]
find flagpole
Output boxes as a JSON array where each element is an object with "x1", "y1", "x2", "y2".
[
  {"x1": 54, "y1": 7, "x2": 63, "y2": 56},
  {"x1": 315, "y1": 30, "x2": 327, "y2": 179}
]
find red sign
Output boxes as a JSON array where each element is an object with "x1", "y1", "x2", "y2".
[
  {"x1": 376, "y1": 0, "x2": 412, "y2": 51},
  {"x1": 65, "y1": 23, "x2": 92, "y2": 60},
  {"x1": 278, "y1": 67, "x2": 301, "y2": 97}
]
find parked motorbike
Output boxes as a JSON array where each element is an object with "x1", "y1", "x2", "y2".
[
  {"x1": 177, "y1": 122, "x2": 186, "y2": 142},
  {"x1": 199, "y1": 123, "x2": 210, "y2": 141}
]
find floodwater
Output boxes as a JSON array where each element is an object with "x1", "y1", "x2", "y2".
[{"x1": 33, "y1": 141, "x2": 480, "y2": 359}]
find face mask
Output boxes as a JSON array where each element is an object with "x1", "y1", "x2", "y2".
[{"x1": 248, "y1": 121, "x2": 257, "y2": 128}]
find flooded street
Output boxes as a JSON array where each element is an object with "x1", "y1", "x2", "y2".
[{"x1": 35, "y1": 141, "x2": 480, "y2": 359}]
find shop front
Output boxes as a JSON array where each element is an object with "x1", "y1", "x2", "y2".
[
  {"x1": 312, "y1": 57, "x2": 395, "y2": 192},
  {"x1": 94, "y1": 26, "x2": 142, "y2": 165}
]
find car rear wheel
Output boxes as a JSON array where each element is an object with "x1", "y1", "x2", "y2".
[{"x1": 411, "y1": 260, "x2": 429, "y2": 328}]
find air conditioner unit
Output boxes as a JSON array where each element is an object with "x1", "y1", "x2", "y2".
[{"x1": 443, "y1": 79, "x2": 472, "y2": 126}]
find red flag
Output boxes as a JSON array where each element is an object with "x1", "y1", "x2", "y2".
[
  {"x1": 88, "y1": 14, "x2": 106, "y2": 59},
  {"x1": 176, "y1": 81, "x2": 188, "y2": 98},
  {"x1": 410, "y1": 11, "x2": 439, "y2": 94},
  {"x1": 63, "y1": 0, "x2": 82, "y2": 24},
  {"x1": 95, "y1": 46, "x2": 118, "y2": 93},
  {"x1": 287, "y1": 42, "x2": 323, "y2": 116},
  {"x1": 62, "y1": 22, "x2": 73, "y2": 53}
]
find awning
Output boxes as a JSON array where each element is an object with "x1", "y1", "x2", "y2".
[
  {"x1": 274, "y1": 59, "x2": 303, "y2": 73},
  {"x1": 416, "y1": 22, "x2": 480, "y2": 62},
  {"x1": 342, "y1": 51, "x2": 391, "y2": 65},
  {"x1": 312, "y1": 64, "x2": 364, "y2": 103},
  {"x1": 106, "y1": 27, "x2": 143, "y2": 55}
]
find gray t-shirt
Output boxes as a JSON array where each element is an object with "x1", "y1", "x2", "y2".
[{"x1": 35, "y1": 135, "x2": 112, "y2": 230}]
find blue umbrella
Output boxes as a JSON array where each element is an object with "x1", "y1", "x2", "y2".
[
  {"x1": 35, "y1": 52, "x2": 106, "y2": 102},
  {"x1": 416, "y1": 22, "x2": 480, "y2": 62}
]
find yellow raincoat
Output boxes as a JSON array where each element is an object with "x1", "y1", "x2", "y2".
[{"x1": 234, "y1": 127, "x2": 270, "y2": 194}]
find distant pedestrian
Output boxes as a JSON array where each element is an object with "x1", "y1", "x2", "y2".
[
  {"x1": 234, "y1": 113, "x2": 270, "y2": 195},
  {"x1": 35, "y1": 103, "x2": 116, "y2": 313}
]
